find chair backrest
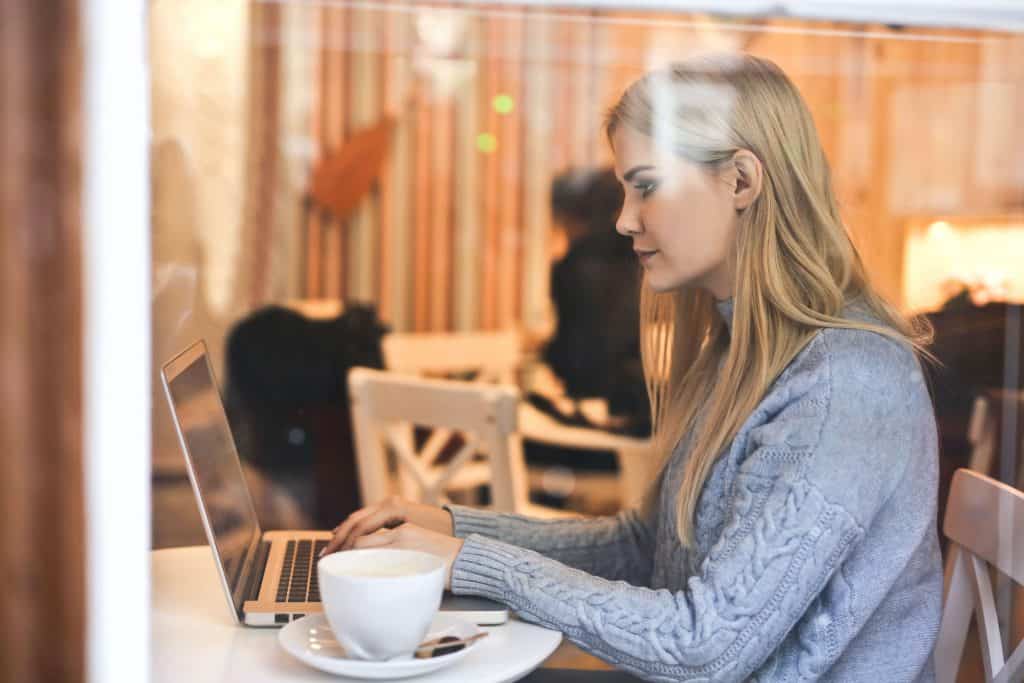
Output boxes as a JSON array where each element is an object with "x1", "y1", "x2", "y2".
[
  {"x1": 347, "y1": 367, "x2": 529, "y2": 512},
  {"x1": 381, "y1": 330, "x2": 522, "y2": 385},
  {"x1": 936, "y1": 468, "x2": 1024, "y2": 683},
  {"x1": 379, "y1": 329, "x2": 655, "y2": 510}
]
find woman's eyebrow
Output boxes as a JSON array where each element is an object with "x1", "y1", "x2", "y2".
[{"x1": 623, "y1": 165, "x2": 655, "y2": 182}]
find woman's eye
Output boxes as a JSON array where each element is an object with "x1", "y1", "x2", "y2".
[{"x1": 635, "y1": 181, "x2": 658, "y2": 198}]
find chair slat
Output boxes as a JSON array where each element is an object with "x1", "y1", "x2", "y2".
[
  {"x1": 387, "y1": 431, "x2": 434, "y2": 495},
  {"x1": 418, "y1": 427, "x2": 454, "y2": 467},
  {"x1": 992, "y1": 636, "x2": 1024, "y2": 683},
  {"x1": 427, "y1": 437, "x2": 481, "y2": 500},
  {"x1": 936, "y1": 548, "x2": 974, "y2": 683},
  {"x1": 938, "y1": 469, "x2": 1024, "y2": 681},
  {"x1": 965, "y1": 549, "x2": 1006, "y2": 679}
]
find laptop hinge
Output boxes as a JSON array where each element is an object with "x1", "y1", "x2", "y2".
[{"x1": 242, "y1": 540, "x2": 272, "y2": 604}]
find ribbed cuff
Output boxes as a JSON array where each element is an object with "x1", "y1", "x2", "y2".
[
  {"x1": 443, "y1": 504, "x2": 500, "y2": 540},
  {"x1": 450, "y1": 534, "x2": 522, "y2": 600}
]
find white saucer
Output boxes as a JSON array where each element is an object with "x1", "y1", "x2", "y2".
[{"x1": 278, "y1": 613, "x2": 481, "y2": 680}]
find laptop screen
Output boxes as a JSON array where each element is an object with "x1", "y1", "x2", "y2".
[{"x1": 162, "y1": 341, "x2": 261, "y2": 608}]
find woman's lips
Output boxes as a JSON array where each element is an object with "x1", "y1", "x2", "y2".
[{"x1": 635, "y1": 249, "x2": 659, "y2": 265}]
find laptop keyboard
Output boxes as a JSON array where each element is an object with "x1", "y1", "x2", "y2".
[{"x1": 275, "y1": 539, "x2": 329, "y2": 603}]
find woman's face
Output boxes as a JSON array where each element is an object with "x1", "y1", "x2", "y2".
[{"x1": 611, "y1": 125, "x2": 740, "y2": 299}]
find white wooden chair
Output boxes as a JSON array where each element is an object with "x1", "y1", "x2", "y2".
[
  {"x1": 382, "y1": 330, "x2": 521, "y2": 385},
  {"x1": 935, "y1": 468, "x2": 1024, "y2": 682},
  {"x1": 380, "y1": 330, "x2": 655, "y2": 508},
  {"x1": 347, "y1": 367, "x2": 575, "y2": 518}
]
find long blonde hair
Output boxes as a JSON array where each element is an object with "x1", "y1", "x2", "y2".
[{"x1": 606, "y1": 53, "x2": 933, "y2": 547}]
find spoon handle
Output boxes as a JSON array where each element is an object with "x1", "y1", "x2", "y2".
[{"x1": 415, "y1": 631, "x2": 488, "y2": 652}]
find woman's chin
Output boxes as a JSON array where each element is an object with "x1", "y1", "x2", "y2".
[{"x1": 645, "y1": 273, "x2": 687, "y2": 294}]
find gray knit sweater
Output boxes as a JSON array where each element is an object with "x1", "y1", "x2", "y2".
[{"x1": 446, "y1": 298, "x2": 943, "y2": 681}]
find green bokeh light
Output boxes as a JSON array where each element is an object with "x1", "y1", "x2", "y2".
[
  {"x1": 476, "y1": 132, "x2": 497, "y2": 153},
  {"x1": 492, "y1": 93, "x2": 515, "y2": 115}
]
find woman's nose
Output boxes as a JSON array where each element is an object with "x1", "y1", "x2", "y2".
[{"x1": 616, "y1": 204, "x2": 642, "y2": 236}]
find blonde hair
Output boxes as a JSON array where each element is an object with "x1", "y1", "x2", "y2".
[{"x1": 606, "y1": 54, "x2": 933, "y2": 547}]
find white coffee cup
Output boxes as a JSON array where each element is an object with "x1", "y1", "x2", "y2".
[{"x1": 317, "y1": 548, "x2": 446, "y2": 661}]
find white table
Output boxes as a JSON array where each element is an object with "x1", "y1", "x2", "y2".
[{"x1": 152, "y1": 546, "x2": 563, "y2": 683}]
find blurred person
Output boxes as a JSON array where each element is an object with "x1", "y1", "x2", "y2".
[
  {"x1": 535, "y1": 167, "x2": 649, "y2": 437},
  {"x1": 323, "y1": 54, "x2": 942, "y2": 682}
]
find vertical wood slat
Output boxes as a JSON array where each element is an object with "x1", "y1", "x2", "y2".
[
  {"x1": 382, "y1": 9, "x2": 414, "y2": 331},
  {"x1": 413, "y1": 90, "x2": 433, "y2": 331},
  {"x1": 551, "y1": 10, "x2": 575, "y2": 175},
  {"x1": 378, "y1": 8, "x2": 396, "y2": 324},
  {"x1": 348, "y1": 5, "x2": 380, "y2": 303},
  {"x1": 480, "y1": 13, "x2": 502, "y2": 330},
  {"x1": 593, "y1": 11, "x2": 644, "y2": 166},
  {"x1": 497, "y1": 9, "x2": 525, "y2": 328},
  {"x1": 429, "y1": 98, "x2": 455, "y2": 331},
  {"x1": 520, "y1": 8, "x2": 554, "y2": 333},
  {"x1": 244, "y1": 1, "x2": 281, "y2": 304},
  {"x1": 305, "y1": 3, "x2": 324, "y2": 297},
  {"x1": 579, "y1": 11, "x2": 601, "y2": 168},
  {"x1": 834, "y1": 32, "x2": 873, "y2": 259},
  {"x1": 453, "y1": 16, "x2": 482, "y2": 332},
  {"x1": 322, "y1": 4, "x2": 348, "y2": 300},
  {"x1": 873, "y1": 35, "x2": 911, "y2": 305},
  {"x1": 0, "y1": 1, "x2": 84, "y2": 681}
]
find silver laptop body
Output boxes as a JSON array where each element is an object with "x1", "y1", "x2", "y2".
[{"x1": 161, "y1": 339, "x2": 508, "y2": 627}]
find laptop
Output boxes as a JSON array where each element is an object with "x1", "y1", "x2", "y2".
[{"x1": 161, "y1": 339, "x2": 509, "y2": 627}]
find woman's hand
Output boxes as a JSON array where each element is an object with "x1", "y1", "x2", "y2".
[
  {"x1": 321, "y1": 496, "x2": 455, "y2": 556},
  {"x1": 336, "y1": 523, "x2": 464, "y2": 589}
]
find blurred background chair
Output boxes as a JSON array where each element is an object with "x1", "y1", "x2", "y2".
[
  {"x1": 381, "y1": 330, "x2": 654, "y2": 512},
  {"x1": 383, "y1": 329, "x2": 522, "y2": 385},
  {"x1": 936, "y1": 468, "x2": 1024, "y2": 683},
  {"x1": 348, "y1": 367, "x2": 576, "y2": 518}
]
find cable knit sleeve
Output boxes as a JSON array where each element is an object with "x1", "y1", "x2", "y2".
[
  {"x1": 444, "y1": 504, "x2": 657, "y2": 586},
  {"x1": 449, "y1": 330, "x2": 934, "y2": 681}
]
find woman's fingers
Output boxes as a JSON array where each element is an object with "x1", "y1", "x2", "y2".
[
  {"x1": 351, "y1": 527, "x2": 397, "y2": 550},
  {"x1": 340, "y1": 510, "x2": 406, "y2": 551},
  {"x1": 321, "y1": 506, "x2": 408, "y2": 557},
  {"x1": 331, "y1": 507, "x2": 372, "y2": 545},
  {"x1": 322, "y1": 508, "x2": 375, "y2": 557},
  {"x1": 320, "y1": 528, "x2": 347, "y2": 557},
  {"x1": 342, "y1": 497, "x2": 408, "y2": 547}
]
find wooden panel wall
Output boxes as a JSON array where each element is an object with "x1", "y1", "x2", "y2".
[
  {"x1": 244, "y1": 1, "x2": 282, "y2": 304},
  {"x1": 263, "y1": 6, "x2": 1024, "y2": 324},
  {"x1": 0, "y1": 1, "x2": 85, "y2": 681}
]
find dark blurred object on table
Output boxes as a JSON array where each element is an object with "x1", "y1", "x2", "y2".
[{"x1": 224, "y1": 302, "x2": 389, "y2": 528}]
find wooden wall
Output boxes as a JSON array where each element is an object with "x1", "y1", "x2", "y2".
[
  {"x1": 0, "y1": 1, "x2": 85, "y2": 681},
  {"x1": 249, "y1": 5, "x2": 1024, "y2": 327}
]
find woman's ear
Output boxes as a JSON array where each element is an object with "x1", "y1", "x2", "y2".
[{"x1": 731, "y1": 149, "x2": 763, "y2": 211}]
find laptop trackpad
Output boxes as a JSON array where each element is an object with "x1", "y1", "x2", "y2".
[{"x1": 440, "y1": 593, "x2": 509, "y2": 625}]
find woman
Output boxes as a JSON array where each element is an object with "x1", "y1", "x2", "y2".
[{"x1": 322, "y1": 54, "x2": 943, "y2": 682}]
